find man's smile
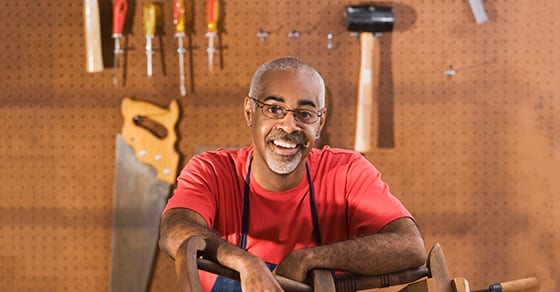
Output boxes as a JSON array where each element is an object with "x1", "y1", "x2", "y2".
[{"x1": 270, "y1": 139, "x2": 301, "y2": 156}]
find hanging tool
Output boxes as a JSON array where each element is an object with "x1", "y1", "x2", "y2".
[
  {"x1": 468, "y1": 0, "x2": 488, "y2": 24},
  {"x1": 206, "y1": 0, "x2": 220, "y2": 71},
  {"x1": 83, "y1": 0, "x2": 103, "y2": 73},
  {"x1": 144, "y1": 3, "x2": 157, "y2": 78},
  {"x1": 110, "y1": 97, "x2": 180, "y2": 292},
  {"x1": 174, "y1": 0, "x2": 187, "y2": 96},
  {"x1": 112, "y1": 0, "x2": 128, "y2": 85},
  {"x1": 345, "y1": 5, "x2": 394, "y2": 153}
]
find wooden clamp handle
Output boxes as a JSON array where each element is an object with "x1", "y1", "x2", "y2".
[
  {"x1": 490, "y1": 277, "x2": 540, "y2": 292},
  {"x1": 334, "y1": 267, "x2": 430, "y2": 292},
  {"x1": 175, "y1": 236, "x2": 207, "y2": 292},
  {"x1": 176, "y1": 238, "x2": 429, "y2": 292}
]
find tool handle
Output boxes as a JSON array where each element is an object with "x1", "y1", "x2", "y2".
[
  {"x1": 173, "y1": 0, "x2": 186, "y2": 34},
  {"x1": 121, "y1": 97, "x2": 180, "y2": 184},
  {"x1": 112, "y1": 0, "x2": 128, "y2": 36},
  {"x1": 143, "y1": 3, "x2": 157, "y2": 37},
  {"x1": 206, "y1": 0, "x2": 219, "y2": 33},
  {"x1": 175, "y1": 236, "x2": 207, "y2": 292},
  {"x1": 334, "y1": 267, "x2": 430, "y2": 291},
  {"x1": 490, "y1": 277, "x2": 540, "y2": 292},
  {"x1": 83, "y1": 0, "x2": 103, "y2": 72},
  {"x1": 353, "y1": 33, "x2": 379, "y2": 153}
]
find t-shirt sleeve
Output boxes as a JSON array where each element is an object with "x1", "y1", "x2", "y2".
[
  {"x1": 162, "y1": 154, "x2": 219, "y2": 227},
  {"x1": 346, "y1": 155, "x2": 412, "y2": 236}
]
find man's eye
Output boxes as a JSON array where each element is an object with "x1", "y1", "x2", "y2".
[
  {"x1": 296, "y1": 110, "x2": 312, "y2": 120},
  {"x1": 268, "y1": 105, "x2": 285, "y2": 115}
]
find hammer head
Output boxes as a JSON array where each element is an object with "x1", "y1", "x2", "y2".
[{"x1": 345, "y1": 5, "x2": 394, "y2": 33}]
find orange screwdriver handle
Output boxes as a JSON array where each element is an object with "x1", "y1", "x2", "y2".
[
  {"x1": 112, "y1": 0, "x2": 128, "y2": 37},
  {"x1": 173, "y1": 0, "x2": 186, "y2": 34},
  {"x1": 206, "y1": 0, "x2": 219, "y2": 33}
]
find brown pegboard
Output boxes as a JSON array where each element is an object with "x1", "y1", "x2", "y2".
[{"x1": 0, "y1": 0, "x2": 559, "y2": 291}]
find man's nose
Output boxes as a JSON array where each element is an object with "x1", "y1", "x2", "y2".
[{"x1": 276, "y1": 111, "x2": 301, "y2": 133}]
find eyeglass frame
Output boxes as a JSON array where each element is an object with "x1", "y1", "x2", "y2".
[{"x1": 248, "y1": 96, "x2": 324, "y2": 124}]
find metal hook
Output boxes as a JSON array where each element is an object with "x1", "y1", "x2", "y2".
[
  {"x1": 443, "y1": 65, "x2": 457, "y2": 79},
  {"x1": 327, "y1": 33, "x2": 333, "y2": 49},
  {"x1": 256, "y1": 29, "x2": 269, "y2": 44},
  {"x1": 288, "y1": 30, "x2": 301, "y2": 40}
]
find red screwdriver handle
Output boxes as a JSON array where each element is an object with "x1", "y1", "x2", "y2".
[
  {"x1": 112, "y1": 0, "x2": 128, "y2": 36},
  {"x1": 207, "y1": 0, "x2": 219, "y2": 33},
  {"x1": 173, "y1": 0, "x2": 186, "y2": 34}
]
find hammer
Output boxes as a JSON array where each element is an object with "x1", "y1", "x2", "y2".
[{"x1": 345, "y1": 5, "x2": 394, "y2": 153}]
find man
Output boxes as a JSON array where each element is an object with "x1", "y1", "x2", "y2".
[{"x1": 159, "y1": 56, "x2": 426, "y2": 291}]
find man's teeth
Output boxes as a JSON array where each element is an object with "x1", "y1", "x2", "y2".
[{"x1": 273, "y1": 140, "x2": 297, "y2": 148}]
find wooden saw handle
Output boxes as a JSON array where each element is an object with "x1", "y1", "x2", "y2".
[
  {"x1": 121, "y1": 97, "x2": 180, "y2": 184},
  {"x1": 353, "y1": 33, "x2": 379, "y2": 153},
  {"x1": 84, "y1": 0, "x2": 103, "y2": 72}
]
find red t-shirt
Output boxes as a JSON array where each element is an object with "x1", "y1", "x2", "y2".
[{"x1": 163, "y1": 145, "x2": 412, "y2": 290}]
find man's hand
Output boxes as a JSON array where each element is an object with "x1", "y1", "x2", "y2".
[
  {"x1": 274, "y1": 249, "x2": 310, "y2": 283},
  {"x1": 238, "y1": 257, "x2": 284, "y2": 292},
  {"x1": 159, "y1": 208, "x2": 284, "y2": 291}
]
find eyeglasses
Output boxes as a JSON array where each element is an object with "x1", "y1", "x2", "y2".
[{"x1": 249, "y1": 97, "x2": 323, "y2": 124}]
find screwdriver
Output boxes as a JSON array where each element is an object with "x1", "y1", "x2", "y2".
[
  {"x1": 206, "y1": 0, "x2": 219, "y2": 71},
  {"x1": 112, "y1": 0, "x2": 128, "y2": 85},
  {"x1": 143, "y1": 3, "x2": 157, "y2": 78},
  {"x1": 173, "y1": 0, "x2": 187, "y2": 96}
]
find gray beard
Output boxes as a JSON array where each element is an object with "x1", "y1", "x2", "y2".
[{"x1": 265, "y1": 149, "x2": 303, "y2": 174}]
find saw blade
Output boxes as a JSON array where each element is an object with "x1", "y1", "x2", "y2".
[{"x1": 110, "y1": 134, "x2": 172, "y2": 292}]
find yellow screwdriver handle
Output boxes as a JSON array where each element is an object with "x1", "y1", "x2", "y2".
[{"x1": 143, "y1": 3, "x2": 157, "y2": 37}]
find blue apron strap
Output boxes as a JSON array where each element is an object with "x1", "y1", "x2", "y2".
[
  {"x1": 305, "y1": 162, "x2": 322, "y2": 246},
  {"x1": 240, "y1": 157, "x2": 252, "y2": 250}
]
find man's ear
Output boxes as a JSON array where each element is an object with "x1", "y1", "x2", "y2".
[
  {"x1": 243, "y1": 97, "x2": 253, "y2": 127},
  {"x1": 316, "y1": 107, "x2": 327, "y2": 138}
]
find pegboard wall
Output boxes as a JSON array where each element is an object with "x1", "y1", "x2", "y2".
[{"x1": 0, "y1": 0, "x2": 558, "y2": 291}]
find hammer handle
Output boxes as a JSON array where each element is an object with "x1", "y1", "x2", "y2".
[
  {"x1": 354, "y1": 33, "x2": 379, "y2": 153},
  {"x1": 83, "y1": 0, "x2": 103, "y2": 72}
]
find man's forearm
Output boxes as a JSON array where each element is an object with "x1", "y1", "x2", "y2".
[
  {"x1": 159, "y1": 208, "x2": 283, "y2": 291},
  {"x1": 158, "y1": 208, "x2": 218, "y2": 259},
  {"x1": 311, "y1": 218, "x2": 425, "y2": 273},
  {"x1": 275, "y1": 217, "x2": 426, "y2": 281},
  {"x1": 158, "y1": 208, "x2": 263, "y2": 272}
]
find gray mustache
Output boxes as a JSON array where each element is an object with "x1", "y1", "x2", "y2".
[{"x1": 266, "y1": 129, "x2": 306, "y2": 145}]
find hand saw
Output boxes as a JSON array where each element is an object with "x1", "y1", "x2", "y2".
[{"x1": 110, "y1": 97, "x2": 180, "y2": 292}]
